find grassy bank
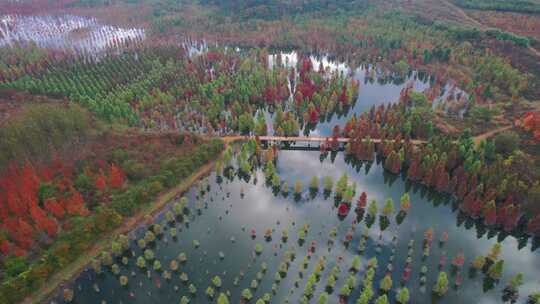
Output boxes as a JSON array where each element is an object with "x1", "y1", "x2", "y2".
[{"x1": 0, "y1": 139, "x2": 224, "y2": 304}]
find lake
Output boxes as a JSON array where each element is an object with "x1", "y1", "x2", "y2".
[
  {"x1": 0, "y1": 14, "x2": 145, "y2": 55},
  {"x1": 264, "y1": 51, "x2": 468, "y2": 137},
  {"x1": 6, "y1": 14, "x2": 529, "y2": 304},
  {"x1": 51, "y1": 150, "x2": 540, "y2": 304}
]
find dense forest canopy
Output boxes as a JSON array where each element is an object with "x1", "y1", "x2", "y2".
[
  {"x1": 200, "y1": 0, "x2": 371, "y2": 19},
  {"x1": 452, "y1": 0, "x2": 540, "y2": 14},
  {"x1": 1, "y1": 0, "x2": 540, "y2": 303}
]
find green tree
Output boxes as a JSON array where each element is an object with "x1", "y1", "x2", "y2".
[
  {"x1": 488, "y1": 260, "x2": 504, "y2": 280},
  {"x1": 339, "y1": 284, "x2": 352, "y2": 297},
  {"x1": 396, "y1": 287, "x2": 410, "y2": 303},
  {"x1": 400, "y1": 193, "x2": 411, "y2": 211},
  {"x1": 317, "y1": 292, "x2": 329, "y2": 304},
  {"x1": 382, "y1": 198, "x2": 394, "y2": 216},
  {"x1": 323, "y1": 176, "x2": 333, "y2": 192},
  {"x1": 508, "y1": 273, "x2": 524, "y2": 290},
  {"x1": 310, "y1": 176, "x2": 319, "y2": 190},
  {"x1": 153, "y1": 260, "x2": 162, "y2": 271},
  {"x1": 494, "y1": 131, "x2": 520, "y2": 155},
  {"x1": 205, "y1": 286, "x2": 215, "y2": 298},
  {"x1": 212, "y1": 275, "x2": 222, "y2": 288},
  {"x1": 111, "y1": 241, "x2": 122, "y2": 256},
  {"x1": 379, "y1": 274, "x2": 392, "y2": 292},
  {"x1": 136, "y1": 256, "x2": 146, "y2": 268},
  {"x1": 242, "y1": 288, "x2": 253, "y2": 300},
  {"x1": 432, "y1": 271, "x2": 449, "y2": 296},
  {"x1": 351, "y1": 255, "x2": 361, "y2": 272},
  {"x1": 239, "y1": 113, "x2": 255, "y2": 135},
  {"x1": 368, "y1": 200, "x2": 378, "y2": 217},
  {"x1": 488, "y1": 243, "x2": 502, "y2": 262},
  {"x1": 3, "y1": 257, "x2": 27, "y2": 277},
  {"x1": 375, "y1": 294, "x2": 389, "y2": 304}
]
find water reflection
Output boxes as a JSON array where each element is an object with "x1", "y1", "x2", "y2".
[
  {"x1": 266, "y1": 51, "x2": 468, "y2": 137},
  {"x1": 0, "y1": 14, "x2": 145, "y2": 54},
  {"x1": 55, "y1": 150, "x2": 540, "y2": 304}
]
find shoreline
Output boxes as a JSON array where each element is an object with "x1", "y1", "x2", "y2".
[{"x1": 25, "y1": 151, "x2": 225, "y2": 304}]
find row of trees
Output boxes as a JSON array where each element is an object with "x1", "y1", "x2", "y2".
[
  {"x1": 339, "y1": 90, "x2": 539, "y2": 236},
  {"x1": 0, "y1": 138, "x2": 224, "y2": 304},
  {"x1": 0, "y1": 160, "x2": 126, "y2": 258},
  {"x1": 519, "y1": 111, "x2": 540, "y2": 141},
  {"x1": 453, "y1": 0, "x2": 540, "y2": 14},
  {"x1": 2, "y1": 46, "x2": 359, "y2": 134},
  {"x1": 159, "y1": 5, "x2": 531, "y2": 101}
]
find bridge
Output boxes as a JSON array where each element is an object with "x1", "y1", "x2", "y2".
[
  {"x1": 256, "y1": 136, "x2": 429, "y2": 145},
  {"x1": 222, "y1": 135, "x2": 427, "y2": 145},
  {"x1": 222, "y1": 124, "x2": 514, "y2": 147}
]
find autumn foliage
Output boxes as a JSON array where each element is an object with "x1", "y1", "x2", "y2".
[
  {"x1": 0, "y1": 160, "x2": 126, "y2": 257},
  {"x1": 519, "y1": 111, "x2": 540, "y2": 141},
  {"x1": 109, "y1": 164, "x2": 126, "y2": 189}
]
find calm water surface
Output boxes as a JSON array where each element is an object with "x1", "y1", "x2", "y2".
[
  {"x1": 0, "y1": 14, "x2": 145, "y2": 54},
  {"x1": 53, "y1": 151, "x2": 540, "y2": 304},
  {"x1": 265, "y1": 52, "x2": 466, "y2": 137}
]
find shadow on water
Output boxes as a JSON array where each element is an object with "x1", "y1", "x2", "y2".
[{"x1": 55, "y1": 150, "x2": 540, "y2": 304}]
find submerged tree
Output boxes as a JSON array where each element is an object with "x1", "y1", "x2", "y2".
[
  {"x1": 294, "y1": 180, "x2": 303, "y2": 195},
  {"x1": 472, "y1": 255, "x2": 486, "y2": 270},
  {"x1": 217, "y1": 293, "x2": 229, "y2": 304},
  {"x1": 382, "y1": 199, "x2": 394, "y2": 217},
  {"x1": 351, "y1": 256, "x2": 361, "y2": 273},
  {"x1": 527, "y1": 293, "x2": 540, "y2": 304},
  {"x1": 432, "y1": 272, "x2": 449, "y2": 296},
  {"x1": 504, "y1": 272, "x2": 524, "y2": 303},
  {"x1": 242, "y1": 288, "x2": 253, "y2": 301},
  {"x1": 310, "y1": 176, "x2": 319, "y2": 191},
  {"x1": 488, "y1": 260, "x2": 505, "y2": 280},
  {"x1": 136, "y1": 256, "x2": 146, "y2": 268},
  {"x1": 375, "y1": 294, "x2": 389, "y2": 304},
  {"x1": 205, "y1": 286, "x2": 215, "y2": 299},
  {"x1": 396, "y1": 287, "x2": 410, "y2": 303},
  {"x1": 380, "y1": 274, "x2": 392, "y2": 292},
  {"x1": 317, "y1": 292, "x2": 329, "y2": 304},
  {"x1": 400, "y1": 193, "x2": 411, "y2": 211},
  {"x1": 487, "y1": 243, "x2": 502, "y2": 262},
  {"x1": 212, "y1": 276, "x2": 222, "y2": 288},
  {"x1": 323, "y1": 176, "x2": 334, "y2": 192},
  {"x1": 368, "y1": 200, "x2": 378, "y2": 218}
]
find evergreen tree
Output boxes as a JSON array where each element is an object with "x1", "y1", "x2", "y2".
[
  {"x1": 432, "y1": 271, "x2": 449, "y2": 296},
  {"x1": 396, "y1": 287, "x2": 410, "y2": 303}
]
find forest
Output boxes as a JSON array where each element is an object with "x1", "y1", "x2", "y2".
[
  {"x1": 452, "y1": 0, "x2": 540, "y2": 14},
  {"x1": 1, "y1": 0, "x2": 540, "y2": 303}
]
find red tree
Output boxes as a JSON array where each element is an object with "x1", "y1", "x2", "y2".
[
  {"x1": 435, "y1": 170, "x2": 450, "y2": 193},
  {"x1": 385, "y1": 150, "x2": 402, "y2": 174},
  {"x1": 527, "y1": 215, "x2": 540, "y2": 236},
  {"x1": 357, "y1": 192, "x2": 367, "y2": 209},
  {"x1": 0, "y1": 239, "x2": 11, "y2": 256},
  {"x1": 44, "y1": 198, "x2": 65, "y2": 220},
  {"x1": 483, "y1": 200, "x2": 497, "y2": 226},
  {"x1": 94, "y1": 171, "x2": 107, "y2": 191},
  {"x1": 338, "y1": 203, "x2": 350, "y2": 217},
  {"x1": 65, "y1": 191, "x2": 89, "y2": 216},
  {"x1": 109, "y1": 164, "x2": 126, "y2": 189}
]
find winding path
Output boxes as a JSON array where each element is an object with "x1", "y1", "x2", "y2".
[
  {"x1": 440, "y1": 0, "x2": 485, "y2": 29},
  {"x1": 473, "y1": 125, "x2": 513, "y2": 146},
  {"x1": 30, "y1": 126, "x2": 514, "y2": 303},
  {"x1": 29, "y1": 143, "x2": 231, "y2": 304}
]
